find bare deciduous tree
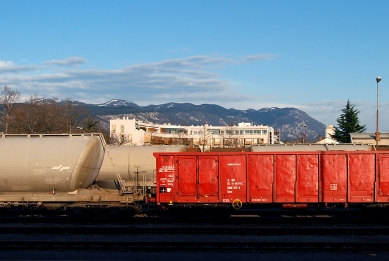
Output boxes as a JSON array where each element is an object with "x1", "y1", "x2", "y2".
[
  {"x1": 9, "y1": 95, "x2": 99, "y2": 134},
  {"x1": 10, "y1": 96, "x2": 58, "y2": 133},
  {"x1": 174, "y1": 128, "x2": 187, "y2": 145},
  {"x1": 109, "y1": 133, "x2": 130, "y2": 146},
  {"x1": 57, "y1": 98, "x2": 95, "y2": 133},
  {"x1": 0, "y1": 86, "x2": 20, "y2": 133},
  {"x1": 222, "y1": 123, "x2": 240, "y2": 148}
]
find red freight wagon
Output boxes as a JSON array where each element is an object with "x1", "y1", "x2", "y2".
[{"x1": 154, "y1": 151, "x2": 389, "y2": 210}]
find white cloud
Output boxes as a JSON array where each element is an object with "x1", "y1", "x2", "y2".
[
  {"x1": 44, "y1": 57, "x2": 87, "y2": 67},
  {"x1": 0, "y1": 66, "x2": 37, "y2": 74},
  {"x1": 240, "y1": 54, "x2": 277, "y2": 63},
  {"x1": 8, "y1": 54, "x2": 387, "y2": 132},
  {"x1": 0, "y1": 55, "x2": 238, "y2": 101},
  {"x1": 0, "y1": 60, "x2": 14, "y2": 67}
]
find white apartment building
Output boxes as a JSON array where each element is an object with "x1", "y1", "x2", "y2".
[
  {"x1": 109, "y1": 117, "x2": 145, "y2": 146},
  {"x1": 110, "y1": 117, "x2": 275, "y2": 150}
]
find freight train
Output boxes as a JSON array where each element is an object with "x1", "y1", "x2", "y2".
[
  {"x1": 154, "y1": 149, "x2": 389, "y2": 212},
  {"x1": 1, "y1": 133, "x2": 388, "y2": 217},
  {"x1": 0, "y1": 133, "x2": 188, "y2": 216}
]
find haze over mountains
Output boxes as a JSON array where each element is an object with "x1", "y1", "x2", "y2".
[{"x1": 89, "y1": 99, "x2": 326, "y2": 141}]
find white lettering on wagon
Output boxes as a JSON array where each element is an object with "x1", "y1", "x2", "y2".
[
  {"x1": 226, "y1": 179, "x2": 244, "y2": 194},
  {"x1": 159, "y1": 165, "x2": 175, "y2": 172},
  {"x1": 160, "y1": 177, "x2": 174, "y2": 187},
  {"x1": 52, "y1": 165, "x2": 70, "y2": 171},
  {"x1": 252, "y1": 198, "x2": 268, "y2": 202}
]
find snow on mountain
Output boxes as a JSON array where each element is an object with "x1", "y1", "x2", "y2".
[
  {"x1": 91, "y1": 100, "x2": 326, "y2": 140},
  {"x1": 97, "y1": 99, "x2": 140, "y2": 108}
]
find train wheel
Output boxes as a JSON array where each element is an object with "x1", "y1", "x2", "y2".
[{"x1": 232, "y1": 199, "x2": 242, "y2": 210}]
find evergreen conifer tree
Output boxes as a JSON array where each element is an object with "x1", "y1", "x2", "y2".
[{"x1": 332, "y1": 100, "x2": 366, "y2": 143}]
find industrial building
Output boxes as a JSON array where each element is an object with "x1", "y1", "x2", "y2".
[{"x1": 349, "y1": 132, "x2": 389, "y2": 146}]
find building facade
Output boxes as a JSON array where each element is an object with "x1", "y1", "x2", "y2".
[
  {"x1": 109, "y1": 118, "x2": 145, "y2": 146},
  {"x1": 109, "y1": 118, "x2": 275, "y2": 150},
  {"x1": 349, "y1": 132, "x2": 389, "y2": 146}
]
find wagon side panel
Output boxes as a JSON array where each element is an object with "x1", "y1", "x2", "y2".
[
  {"x1": 322, "y1": 154, "x2": 347, "y2": 203},
  {"x1": 247, "y1": 154, "x2": 274, "y2": 203},
  {"x1": 274, "y1": 154, "x2": 296, "y2": 203},
  {"x1": 296, "y1": 154, "x2": 319, "y2": 203}
]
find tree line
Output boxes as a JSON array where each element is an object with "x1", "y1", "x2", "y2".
[{"x1": 0, "y1": 86, "x2": 100, "y2": 134}]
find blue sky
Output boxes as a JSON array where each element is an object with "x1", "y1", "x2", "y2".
[{"x1": 1, "y1": 1, "x2": 388, "y2": 132}]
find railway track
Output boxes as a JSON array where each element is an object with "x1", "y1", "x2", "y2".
[
  {"x1": 1, "y1": 224, "x2": 389, "y2": 236},
  {"x1": 0, "y1": 240, "x2": 388, "y2": 253},
  {"x1": 1, "y1": 220, "x2": 389, "y2": 253},
  {"x1": 0, "y1": 213, "x2": 388, "y2": 226}
]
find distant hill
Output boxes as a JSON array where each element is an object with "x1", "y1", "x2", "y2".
[
  {"x1": 86, "y1": 100, "x2": 326, "y2": 141},
  {"x1": 97, "y1": 99, "x2": 141, "y2": 108}
]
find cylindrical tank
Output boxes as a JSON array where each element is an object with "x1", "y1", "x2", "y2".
[
  {"x1": 96, "y1": 145, "x2": 187, "y2": 187},
  {"x1": 250, "y1": 144, "x2": 372, "y2": 152},
  {"x1": 0, "y1": 134, "x2": 105, "y2": 192}
]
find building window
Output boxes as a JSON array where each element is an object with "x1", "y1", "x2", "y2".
[
  {"x1": 128, "y1": 134, "x2": 132, "y2": 142},
  {"x1": 112, "y1": 125, "x2": 116, "y2": 133},
  {"x1": 209, "y1": 129, "x2": 220, "y2": 135},
  {"x1": 120, "y1": 125, "x2": 124, "y2": 133},
  {"x1": 245, "y1": 138, "x2": 252, "y2": 145},
  {"x1": 227, "y1": 130, "x2": 237, "y2": 135}
]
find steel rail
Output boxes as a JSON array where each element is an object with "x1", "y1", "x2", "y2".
[
  {"x1": 0, "y1": 241, "x2": 388, "y2": 253},
  {"x1": 1, "y1": 225, "x2": 389, "y2": 236}
]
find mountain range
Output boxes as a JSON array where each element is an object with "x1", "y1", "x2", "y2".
[{"x1": 86, "y1": 99, "x2": 326, "y2": 142}]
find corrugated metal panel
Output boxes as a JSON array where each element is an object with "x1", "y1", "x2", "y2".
[
  {"x1": 198, "y1": 156, "x2": 219, "y2": 198},
  {"x1": 178, "y1": 156, "x2": 197, "y2": 196},
  {"x1": 378, "y1": 156, "x2": 389, "y2": 200},
  {"x1": 296, "y1": 154, "x2": 319, "y2": 202},
  {"x1": 161, "y1": 155, "x2": 220, "y2": 203},
  {"x1": 275, "y1": 155, "x2": 296, "y2": 202},
  {"x1": 220, "y1": 155, "x2": 247, "y2": 203},
  {"x1": 322, "y1": 154, "x2": 347, "y2": 202},
  {"x1": 348, "y1": 154, "x2": 375, "y2": 202},
  {"x1": 156, "y1": 155, "x2": 176, "y2": 203},
  {"x1": 248, "y1": 154, "x2": 273, "y2": 203}
]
